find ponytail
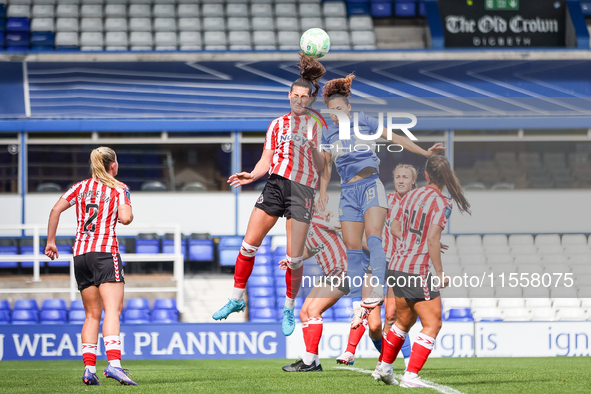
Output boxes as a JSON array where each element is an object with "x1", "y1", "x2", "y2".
[
  {"x1": 425, "y1": 156, "x2": 471, "y2": 214},
  {"x1": 291, "y1": 53, "x2": 326, "y2": 101},
  {"x1": 323, "y1": 73, "x2": 354, "y2": 106},
  {"x1": 90, "y1": 147, "x2": 122, "y2": 189},
  {"x1": 393, "y1": 163, "x2": 418, "y2": 190}
]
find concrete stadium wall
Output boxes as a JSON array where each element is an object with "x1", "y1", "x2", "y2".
[{"x1": 0, "y1": 190, "x2": 590, "y2": 236}]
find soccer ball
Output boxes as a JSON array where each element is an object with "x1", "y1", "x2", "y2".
[{"x1": 300, "y1": 28, "x2": 331, "y2": 59}]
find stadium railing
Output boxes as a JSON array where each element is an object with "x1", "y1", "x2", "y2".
[{"x1": 0, "y1": 224, "x2": 185, "y2": 312}]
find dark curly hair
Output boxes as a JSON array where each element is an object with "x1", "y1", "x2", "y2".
[
  {"x1": 290, "y1": 53, "x2": 326, "y2": 100},
  {"x1": 322, "y1": 73, "x2": 355, "y2": 106}
]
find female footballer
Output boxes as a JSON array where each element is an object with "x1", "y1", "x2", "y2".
[
  {"x1": 213, "y1": 54, "x2": 327, "y2": 337},
  {"x1": 377, "y1": 155, "x2": 470, "y2": 387},
  {"x1": 45, "y1": 147, "x2": 136, "y2": 386}
]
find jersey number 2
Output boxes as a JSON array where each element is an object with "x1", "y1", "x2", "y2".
[{"x1": 84, "y1": 204, "x2": 99, "y2": 233}]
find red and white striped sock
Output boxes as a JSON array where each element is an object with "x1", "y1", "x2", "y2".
[
  {"x1": 82, "y1": 343, "x2": 97, "y2": 373},
  {"x1": 232, "y1": 241, "x2": 259, "y2": 301},
  {"x1": 104, "y1": 335, "x2": 122, "y2": 368},
  {"x1": 406, "y1": 333, "x2": 435, "y2": 375},
  {"x1": 380, "y1": 325, "x2": 408, "y2": 372}
]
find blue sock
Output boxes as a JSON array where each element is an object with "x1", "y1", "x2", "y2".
[
  {"x1": 366, "y1": 235, "x2": 387, "y2": 286},
  {"x1": 371, "y1": 337, "x2": 382, "y2": 353},
  {"x1": 346, "y1": 249, "x2": 364, "y2": 299},
  {"x1": 361, "y1": 248, "x2": 370, "y2": 272},
  {"x1": 401, "y1": 335, "x2": 411, "y2": 359}
]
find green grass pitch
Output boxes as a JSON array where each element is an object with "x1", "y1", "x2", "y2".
[{"x1": 0, "y1": 357, "x2": 589, "y2": 393}]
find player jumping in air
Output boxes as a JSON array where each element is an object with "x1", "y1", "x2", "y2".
[
  {"x1": 213, "y1": 54, "x2": 327, "y2": 337},
  {"x1": 338, "y1": 165, "x2": 421, "y2": 373},
  {"x1": 45, "y1": 147, "x2": 136, "y2": 386},
  {"x1": 281, "y1": 206, "x2": 348, "y2": 372},
  {"x1": 377, "y1": 155, "x2": 470, "y2": 387},
  {"x1": 318, "y1": 74, "x2": 445, "y2": 344}
]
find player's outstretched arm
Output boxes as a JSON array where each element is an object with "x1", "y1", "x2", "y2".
[
  {"x1": 381, "y1": 127, "x2": 446, "y2": 158},
  {"x1": 228, "y1": 149, "x2": 274, "y2": 188},
  {"x1": 306, "y1": 140, "x2": 325, "y2": 173},
  {"x1": 45, "y1": 198, "x2": 72, "y2": 260},
  {"x1": 118, "y1": 204, "x2": 133, "y2": 225},
  {"x1": 390, "y1": 219, "x2": 402, "y2": 240},
  {"x1": 428, "y1": 224, "x2": 449, "y2": 288}
]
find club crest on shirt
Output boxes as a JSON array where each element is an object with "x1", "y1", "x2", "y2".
[
  {"x1": 257, "y1": 194, "x2": 264, "y2": 204},
  {"x1": 444, "y1": 204, "x2": 452, "y2": 219}
]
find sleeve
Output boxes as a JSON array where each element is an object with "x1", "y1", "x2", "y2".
[
  {"x1": 394, "y1": 196, "x2": 406, "y2": 222},
  {"x1": 264, "y1": 119, "x2": 278, "y2": 151},
  {"x1": 431, "y1": 200, "x2": 452, "y2": 230},
  {"x1": 117, "y1": 184, "x2": 132, "y2": 206},
  {"x1": 365, "y1": 113, "x2": 380, "y2": 135},
  {"x1": 61, "y1": 183, "x2": 81, "y2": 206}
]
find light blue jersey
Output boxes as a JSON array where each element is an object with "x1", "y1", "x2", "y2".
[{"x1": 321, "y1": 111, "x2": 381, "y2": 184}]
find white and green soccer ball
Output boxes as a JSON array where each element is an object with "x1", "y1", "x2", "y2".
[{"x1": 300, "y1": 28, "x2": 331, "y2": 59}]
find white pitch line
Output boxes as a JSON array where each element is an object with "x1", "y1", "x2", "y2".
[{"x1": 333, "y1": 366, "x2": 465, "y2": 394}]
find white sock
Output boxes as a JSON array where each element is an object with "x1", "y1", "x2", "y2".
[
  {"x1": 232, "y1": 287, "x2": 246, "y2": 302},
  {"x1": 302, "y1": 352, "x2": 316, "y2": 365},
  {"x1": 109, "y1": 359, "x2": 122, "y2": 368},
  {"x1": 404, "y1": 371, "x2": 418, "y2": 380},
  {"x1": 284, "y1": 296, "x2": 295, "y2": 309},
  {"x1": 314, "y1": 354, "x2": 320, "y2": 365},
  {"x1": 381, "y1": 361, "x2": 393, "y2": 373},
  {"x1": 85, "y1": 365, "x2": 96, "y2": 374}
]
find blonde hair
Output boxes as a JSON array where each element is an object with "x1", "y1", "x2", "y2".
[
  {"x1": 90, "y1": 147, "x2": 122, "y2": 189},
  {"x1": 393, "y1": 164, "x2": 418, "y2": 189}
]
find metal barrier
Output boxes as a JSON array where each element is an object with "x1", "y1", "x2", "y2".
[{"x1": 0, "y1": 224, "x2": 184, "y2": 312}]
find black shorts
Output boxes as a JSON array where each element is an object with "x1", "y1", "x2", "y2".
[
  {"x1": 74, "y1": 252, "x2": 125, "y2": 291},
  {"x1": 255, "y1": 174, "x2": 315, "y2": 224},
  {"x1": 386, "y1": 270, "x2": 440, "y2": 303},
  {"x1": 320, "y1": 267, "x2": 350, "y2": 295}
]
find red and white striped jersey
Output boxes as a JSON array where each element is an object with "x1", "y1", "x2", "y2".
[
  {"x1": 390, "y1": 186, "x2": 452, "y2": 275},
  {"x1": 61, "y1": 178, "x2": 131, "y2": 256},
  {"x1": 264, "y1": 112, "x2": 323, "y2": 189},
  {"x1": 383, "y1": 192, "x2": 401, "y2": 266},
  {"x1": 305, "y1": 211, "x2": 347, "y2": 275}
]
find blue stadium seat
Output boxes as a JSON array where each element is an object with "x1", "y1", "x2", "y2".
[
  {"x1": 249, "y1": 307, "x2": 276, "y2": 322},
  {"x1": 70, "y1": 300, "x2": 84, "y2": 310},
  {"x1": 40, "y1": 310, "x2": 68, "y2": 324},
  {"x1": 255, "y1": 255, "x2": 272, "y2": 266},
  {"x1": 30, "y1": 32, "x2": 54, "y2": 48},
  {"x1": 19, "y1": 240, "x2": 45, "y2": 268},
  {"x1": 247, "y1": 287, "x2": 274, "y2": 298},
  {"x1": 395, "y1": 1, "x2": 417, "y2": 17},
  {"x1": 250, "y1": 276, "x2": 274, "y2": 288},
  {"x1": 275, "y1": 286, "x2": 287, "y2": 297},
  {"x1": 6, "y1": 46, "x2": 28, "y2": 52},
  {"x1": 188, "y1": 234, "x2": 214, "y2": 261},
  {"x1": 0, "y1": 239, "x2": 18, "y2": 268},
  {"x1": 334, "y1": 307, "x2": 351, "y2": 322},
  {"x1": 118, "y1": 242, "x2": 127, "y2": 254},
  {"x1": 48, "y1": 240, "x2": 73, "y2": 267},
  {"x1": 273, "y1": 246, "x2": 287, "y2": 263},
  {"x1": 371, "y1": 1, "x2": 392, "y2": 17},
  {"x1": 0, "y1": 299, "x2": 10, "y2": 311},
  {"x1": 153, "y1": 298, "x2": 177, "y2": 311},
  {"x1": 334, "y1": 297, "x2": 353, "y2": 309},
  {"x1": 249, "y1": 297, "x2": 275, "y2": 309},
  {"x1": 274, "y1": 276, "x2": 286, "y2": 289},
  {"x1": 162, "y1": 233, "x2": 187, "y2": 260},
  {"x1": 446, "y1": 308, "x2": 474, "y2": 322},
  {"x1": 124, "y1": 309, "x2": 150, "y2": 324},
  {"x1": 135, "y1": 233, "x2": 160, "y2": 254},
  {"x1": 0, "y1": 310, "x2": 11, "y2": 324},
  {"x1": 0, "y1": 32, "x2": 4, "y2": 49},
  {"x1": 12, "y1": 309, "x2": 39, "y2": 324},
  {"x1": 218, "y1": 236, "x2": 243, "y2": 266},
  {"x1": 418, "y1": 0, "x2": 426, "y2": 17},
  {"x1": 6, "y1": 17, "x2": 30, "y2": 32},
  {"x1": 322, "y1": 308, "x2": 335, "y2": 322},
  {"x1": 581, "y1": 2, "x2": 591, "y2": 16},
  {"x1": 274, "y1": 264, "x2": 286, "y2": 277},
  {"x1": 151, "y1": 309, "x2": 178, "y2": 323},
  {"x1": 347, "y1": 1, "x2": 370, "y2": 15},
  {"x1": 31, "y1": 46, "x2": 55, "y2": 51},
  {"x1": 42, "y1": 299, "x2": 67, "y2": 311},
  {"x1": 14, "y1": 299, "x2": 39, "y2": 311},
  {"x1": 68, "y1": 310, "x2": 86, "y2": 323},
  {"x1": 0, "y1": 4, "x2": 6, "y2": 19},
  {"x1": 126, "y1": 298, "x2": 150, "y2": 310},
  {"x1": 479, "y1": 317, "x2": 502, "y2": 322},
  {"x1": 251, "y1": 265, "x2": 272, "y2": 277}
]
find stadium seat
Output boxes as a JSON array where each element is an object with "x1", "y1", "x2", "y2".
[
  {"x1": 218, "y1": 236, "x2": 243, "y2": 266},
  {"x1": 0, "y1": 310, "x2": 11, "y2": 324},
  {"x1": 250, "y1": 297, "x2": 275, "y2": 309},
  {"x1": 334, "y1": 307, "x2": 351, "y2": 322},
  {"x1": 251, "y1": 265, "x2": 272, "y2": 277},
  {"x1": 126, "y1": 298, "x2": 150, "y2": 310},
  {"x1": 565, "y1": 245, "x2": 590, "y2": 256},
  {"x1": 328, "y1": 30, "x2": 350, "y2": 49},
  {"x1": 32, "y1": 5, "x2": 53, "y2": 18},
  {"x1": 129, "y1": 18, "x2": 152, "y2": 31},
  {"x1": 278, "y1": 31, "x2": 299, "y2": 50},
  {"x1": 14, "y1": 299, "x2": 39, "y2": 311},
  {"x1": 105, "y1": 18, "x2": 127, "y2": 32},
  {"x1": 0, "y1": 300, "x2": 10, "y2": 312},
  {"x1": 535, "y1": 234, "x2": 561, "y2": 246},
  {"x1": 12, "y1": 309, "x2": 39, "y2": 324},
  {"x1": 274, "y1": 3, "x2": 296, "y2": 17},
  {"x1": 105, "y1": 4, "x2": 126, "y2": 18},
  {"x1": 459, "y1": 254, "x2": 486, "y2": 266},
  {"x1": 322, "y1": 1, "x2": 346, "y2": 17},
  {"x1": 6, "y1": 17, "x2": 30, "y2": 32},
  {"x1": 162, "y1": 233, "x2": 187, "y2": 260},
  {"x1": 250, "y1": 276, "x2": 274, "y2": 288},
  {"x1": 56, "y1": 17, "x2": 79, "y2": 32},
  {"x1": 511, "y1": 245, "x2": 537, "y2": 255},
  {"x1": 31, "y1": 17, "x2": 54, "y2": 32},
  {"x1": 48, "y1": 238, "x2": 74, "y2": 267},
  {"x1": 501, "y1": 308, "x2": 531, "y2": 321},
  {"x1": 555, "y1": 308, "x2": 587, "y2": 321},
  {"x1": 129, "y1": 4, "x2": 151, "y2": 18},
  {"x1": 70, "y1": 299, "x2": 84, "y2": 310},
  {"x1": 187, "y1": 233, "x2": 214, "y2": 261},
  {"x1": 253, "y1": 30, "x2": 276, "y2": 50},
  {"x1": 482, "y1": 234, "x2": 507, "y2": 247},
  {"x1": 251, "y1": 3, "x2": 272, "y2": 17},
  {"x1": 177, "y1": 4, "x2": 199, "y2": 18},
  {"x1": 248, "y1": 287, "x2": 274, "y2": 298},
  {"x1": 40, "y1": 309, "x2": 68, "y2": 324},
  {"x1": 249, "y1": 307, "x2": 276, "y2": 322},
  {"x1": 80, "y1": 32, "x2": 104, "y2": 50},
  {"x1": 68, "y1": 309, "x2": 86, "y2": 323},
  {"x1": 394, "y1": 2, "x2": 416, "y2": 17},
  {"x1": 179, "y1": 31, "x2": 202, "y2": 50},
  {"x1": 445, "y1": 308, "x2": 473, "y2": 321},
  {"x1": 300, "y1": 17, "x2": 324, "y2": 31},
  {"x1": 509, "y1": 234, "x2": 534, "y2": 246},
  {"x1": 349, "y1": 15, "x2": 373, "y2": 30},
  {"x1": 0, "y1": 239, "x2": 18, "y2": 268},
  {"x1": 203, "y1": 17, "x2": 226, "y2": 31},
  {"x1": 562, "y1": 234, "x2": 587, "y2": 246},
  {"x1": 55, "y1": 31, "x2": 79, "y2": 48},
  {"x1": 371, "y1": 1, "x2": 392, "y2": 17},
  {"x1": 42, "y1": 299, "x2": 67, "y2": 311},
  {"x1": 203, "y1": 30, "x2": 227, "y2": 50},
  {"x1": 228, "y1": 30, "x2": 252, "y2": 50},
  {"x1": 227, "y1": 18, "x2": 251, "y2": 32},
  {"x1": 154, "y1": 18, "x2": 176, "y2": 32},
  {"x1": 7, "y1": 5, "x2": 30, "y2": 18},
  {"x1": 135, "y1": 233, "x2": 160, "y2": 254},
  {"x1": 124, "y1": 309, "x2": 150, "y2": 324},
  {"x1": 151, "y1": 309, "x2": 178, "y2": 323},
  {"x1": 30, "y1": 31, "x2": 55, "y2": 48}
]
